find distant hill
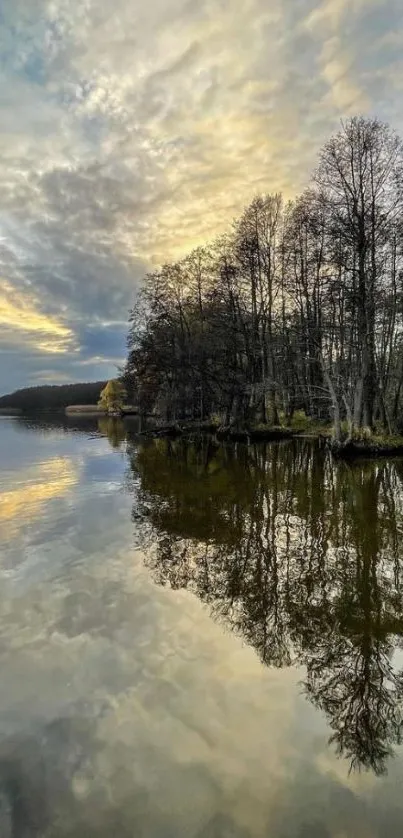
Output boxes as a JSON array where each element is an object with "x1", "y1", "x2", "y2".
[{"x1": 0, "y1": 381, "x2": 107, "y2": 413}]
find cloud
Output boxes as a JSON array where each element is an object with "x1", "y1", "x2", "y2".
[
  {"x1": 0, "y1": 0, "x2": 402, "y2": 391},
  {"x1": 0, "y1": 279, "x2": 75, "y2": 354},
  {"x1": 319, "y1": 37, "x2": 370, "y2": 113}
]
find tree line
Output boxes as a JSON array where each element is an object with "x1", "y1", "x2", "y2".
[
  {"x1": 0, "y1": 381, "x2": 107, "y2": 413},
  {"x1": 126, "y1": 117, "x2": 403, "y2": 438}
]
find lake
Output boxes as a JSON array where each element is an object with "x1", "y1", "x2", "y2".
[{"x1": 1, "y1": 416, "x2": 403, "y2": 837}]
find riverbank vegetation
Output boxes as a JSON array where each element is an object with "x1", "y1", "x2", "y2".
[{"x1": 125, "y1": 117, "x2": 403, "y2": 454}]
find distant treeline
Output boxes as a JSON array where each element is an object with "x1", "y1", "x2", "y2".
[
  {"x1": 126, "y1": 117, "x2": 403, "y2": 439},
  {"x1": 0, "y1": 381, "x2": 107, "y2": 413}
]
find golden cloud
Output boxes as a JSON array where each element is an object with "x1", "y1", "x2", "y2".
[{"x1": 0, "y1": 280, "x2": 75, "y2": 354}]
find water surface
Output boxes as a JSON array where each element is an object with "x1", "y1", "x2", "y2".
[{"x1": 1, "y1": 416, "x2": 403, "y2": 837}]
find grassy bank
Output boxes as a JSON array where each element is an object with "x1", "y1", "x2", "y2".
[
  {"x1": 139, "y1": 414, "x2": 330, "y2": 443},
  {"x1": 65, "y1": 405, "x2": 106, "y2": 417},
  {"x1": 139, "y1": 413, "x2": 403, "y2": 458},
  {"x1": 65, "y1": 404, "x2": 139, "y2": 417},
  {"x1": 330, "y1": 433, "x2": 403, "y2": 459}
]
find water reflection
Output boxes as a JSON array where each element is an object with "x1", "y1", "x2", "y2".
[
  {"x1": 3, "y1": 417, "x2": 403, "y2": 836},
  {"x1": 128, "y1": 437, "x2": 403, "y2": 775},
  {"x1": 0, "y1": 458, "x2": 76, "y2": 526},
  {"x1": 12, "y1": 414, "x2": 102, "y2": 437},
  {"x1": 97, "y1": 418, "x2": 127, "y2": 450}
]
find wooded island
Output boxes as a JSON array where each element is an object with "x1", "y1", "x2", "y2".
[{"x1": 124, "y1": 117, "x2": 403, "y2": 455}]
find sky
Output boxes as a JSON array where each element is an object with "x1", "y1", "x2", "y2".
[{"x1": 0, "y1": 0, "x2": 402, "y2": 394}]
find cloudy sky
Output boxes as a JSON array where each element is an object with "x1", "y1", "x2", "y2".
[{"x1": 0, "y1": 0, "x2": 402, "y2": 393}]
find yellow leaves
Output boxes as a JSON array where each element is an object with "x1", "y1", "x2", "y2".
[{"x1": 99, "y1": 379, "x2": 127, "y2": 412}]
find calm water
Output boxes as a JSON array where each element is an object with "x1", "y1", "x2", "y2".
[{"x1": 1, "y1": 417, "x2": 403, "y2": 837}]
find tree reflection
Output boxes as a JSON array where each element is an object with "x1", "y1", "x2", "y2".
[
  {"x1": 98, "y1": 418, "x2": 127, "y2": 449},
  {"x1": 127, "y1": 438, "x2": 403, "y2": 775},
  {"x1": 299, "y1": 466, "x2": 403, "y2": 775}
]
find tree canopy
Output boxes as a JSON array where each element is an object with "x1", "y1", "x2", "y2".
[{"x1": 98, "y1": 379, "x2": 127, "y2": 414}]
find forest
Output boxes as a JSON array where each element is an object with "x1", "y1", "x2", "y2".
[
  {"x1": 126, "y1": 117, "x2": 403, "y2": 442},
  {"x1": 0, "y1": 381, "x2": 107, "y2": 413}
]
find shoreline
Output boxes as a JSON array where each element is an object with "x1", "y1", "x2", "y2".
[
  {"x1": 137, "y1": 420, "x2": 403, "y2": 459},
  {"x1": 330, "y1": 437, "x2": 403, "y2": 459},
  {"x1": 4, "y1": 408, "x2": 403, "y2": 458}
]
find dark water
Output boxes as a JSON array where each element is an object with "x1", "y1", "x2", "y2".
[{"x1": 1, "y1": 416, "x2": 403, "y2": 837}]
